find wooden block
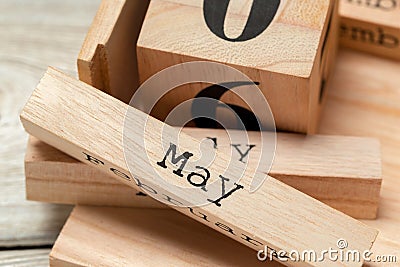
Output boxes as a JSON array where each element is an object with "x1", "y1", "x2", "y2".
[
  {"x1": 25, "y1": 127, "x2": 382, "y2": 219},
  {"x1": 318, "y1": 49, "x2": 400, "y2": 245},
  {"x1": 50, "y1": 206, "x2": 399, "y2": 267},
  {"x1": 25, "y1": 136, "x2": 165, "y2": 209},
  {"x1": 20, "y1": 68, "x2": 378, "y2": 267},
  {"x1": 137, "y1": 0, "x2": 339, "y2": 134},
  {"x1": 78, "y1": 0, "x2": 149, "y2": 102},
  {"x1": 339, "y1": 0, "x2": 400, "y2": 60},
  {"x1": 50, "y1": 206, "x2": 281, "y2": 267}
]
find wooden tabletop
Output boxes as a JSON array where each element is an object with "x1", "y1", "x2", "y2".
[{"x1": 0, "y1": 0, "x2": 399, "y2": 266}]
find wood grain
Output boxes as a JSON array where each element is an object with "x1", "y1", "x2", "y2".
[
  {"x1": 25, "y1": 127, "x2": 382, "y2": 219},
  {"x1": 137, "y1": 0, "x2": 338, "y2": 133},
  {"x1": 319, "y1": 48, "x2": 400, "y2": 245},
  {"x1": 78, "y1": 0, "x2": 149, "y2": 102},
  {"x1": 20, "y1": 67, "x2": 378, "y2": 267},
  {"x1": 339, "y1": 0, "x2": 400, "y2": 60},
  {"x1": 0, "y1": 249, "x2": 50, "y2": 267},
  {"x1": 50, "y1": 206, "x2": 399, "y2": 267},
  {"x1": 0, "y1": 0, "x2": 101, "y2": 247},
  {"x1": 50, "y1": 206, "x2": 281, "y2": 267}
]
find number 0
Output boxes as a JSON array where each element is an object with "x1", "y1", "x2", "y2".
[{"x1": 203, "y1": 0, "x2": 281, "y2": 42}]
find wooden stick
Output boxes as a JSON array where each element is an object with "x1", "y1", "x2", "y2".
[
  {"x1": 50, "y1": 206, "x2": 282, "y2": 267},
  {"x1": 21, "y1": 68, "x2": 378, "y2": 266},
  {"x1": 26, "y1": 128, "x2": 382, "y2": 218},
  {"x1": 50, "y1": 206, "x2": 399, "y2": 267}
]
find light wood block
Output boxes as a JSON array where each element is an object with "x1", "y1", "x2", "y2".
[
  {"x1": 137, "y1": 0, "x2": 339, "y2": 134},
  {"x1": 318, "y1": 49, "x2": 400, "y2": 251},
  {"x1": 339, "y1": 0, "x2": 400, "y2": 60},
  {"x1": 78, "y1": 0, "x2": 149, "y2": 102},
  {"x1": 20, "y1": 68, "x2": 377, "y2": 267},
  {"x1": 50, "y1": 206, "x2": 399, "y2": 267},
  {"x1": 25, "y1": 127, "x2": 382, "y2": 219},
  {"x1": 50, "y1": 206, "x2": 280, "y2": 267},
  {"x1": 76, "y1": 1, "x2": 400, "y2": 243}
]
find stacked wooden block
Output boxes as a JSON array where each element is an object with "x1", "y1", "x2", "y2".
[
  {"x1": 19, "y1": 0, "x2": 400, "y2": 266},
  {"x1": 340, "y1": 0, "x2": 400, "y2": 60}
]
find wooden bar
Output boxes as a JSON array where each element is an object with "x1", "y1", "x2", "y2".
[
  {"x1": 20, "y1": 68, "x2": 377, "y2": 267},
  {"x1": 50, "y1": 206, "x2": 399, "y2": 267},
  {"x1": 25, "y1": 128, "x2": 382, "y2": 218}
]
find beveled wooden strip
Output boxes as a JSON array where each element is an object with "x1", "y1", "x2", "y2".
[
  {"x1": 50, "y1": 206, "x2": 399, "y2": 267},
  {"x1": 21, "y1": 68, "x2": 378, "y2": 266},
  {"x1": 25, "y1": 126, "x2": 382, "y2": 218},
  {"x1": 50, "y1": 206, "x2": 281, "y2": 267}
]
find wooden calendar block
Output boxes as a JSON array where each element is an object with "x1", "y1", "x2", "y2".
[
  {"x1": 25, "y1": 128, "x2": 382, "y2": 219},
  {"x1": 50, "y1": 206, "x2": 399, "y2": 267},
  {"x1": 137, "y1": 0, "x2": 339, "y2": 134},
  {"x1": 78, "y1": 0, "x2": 149, "y2": 102},
  {"x1": 21, "y1": 68, "x2": 377, "y2": 266},
  {"x1": 340, "y1": 0, "x2": 400, "y2": 60}
]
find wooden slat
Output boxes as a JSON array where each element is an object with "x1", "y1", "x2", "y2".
[
  {"x1": 319, "y1": 48, "x2": 400, "y2": 246},
  {"x1": 50, "y1": 206, "x2": 399, "y2": 267},
  {"x1": 50, "y1": 206, "x2": 280, "y2": 267},
  {"x1": 20, "y1": 67, "x2": 378, "y2": 267},
  {"x1": 25, "y1": 127, "x2": 382, "y2": 219}
]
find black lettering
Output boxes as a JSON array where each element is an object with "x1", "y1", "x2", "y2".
[
  {"x1": 187, "y1": 166, "x2": 210, "y2": 188},
  {"x1": 218, "y1": 175, "x2": 229, "y2": 197},
  {"x1": 378, "y1": 27, "x2": 399, "y2": 48},
  {"x1": 162, "y1": 194, "x2": 183, "y2": 206},
  {"x1": 157, "y1": 143, "x2": 193, "y2": 177},
  {"x1": 351, "y1": 27, "x2": 375, "y2": 43},
  {"x1": 346, "y1": 0, "x2": 397, "y2": 10},
  {"x1": 203, "y1": 0, "x2": 280, "y2": 42},
  {"x1": 241, "y1": 233, "x2": 264, "y2": 246},
  {"x1": 341, "y1": 24, "x2": 399, "y2": 49},
  {"x1": 340, "y1": 23, "x2": 349, "y2": 38},
  {"x1": 132, "y1": 177, "x2": 158, "y2": 195},
  {"x1": 207, "y1": 137, "x2": 218, "y2": 149},
  {"x1": 189, "y1": 208, "x2": 210, "y2": 222},
  {"x1": 192, "y1": 81, "x2": 260, "y2": 131},
  {"x1": 83, "y1": 152, "x2": 104, "y2": 165},
  {"x1": 110, "y1": 168, "x2": 131, "y2": 181},
  {"x1": 215, "y1": 222, "x2": 236, "y2": 235},
  {"x1": 375, "y1": 0, "x2": 397, "y2": 10},
  {"x1": 208, "y1": 179, "x2": 244, "y2": 207},
  {"x1": 231, "y1": 144, "x2": 255, "y2": 163},
  {"x1": 136, "y1": 191, "x2": 147, "y2": 197}
]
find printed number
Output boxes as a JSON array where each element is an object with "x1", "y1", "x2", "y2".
[
  {"x1": 203, "y1": 0, "x2": 280, "y2": 42},
  {"x1": 191, "y1": 82, "x2": 260, "y2": 131}
]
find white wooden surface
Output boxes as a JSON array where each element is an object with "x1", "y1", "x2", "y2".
[
  {"x1": 0, "y1": 0, "x2": 101, "y2": 261},
  {"x1": 0, "y1": 249, "x2": 50, "y2": 267}
]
